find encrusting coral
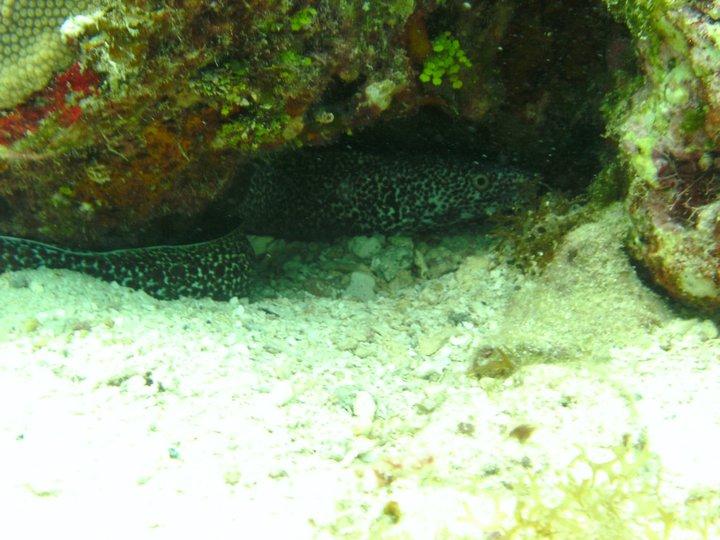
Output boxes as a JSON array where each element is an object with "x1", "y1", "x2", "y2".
[
  {"x1": 0, "y1": 1, "x2": 618, "y2": 249},
  {"x1": 0, "y1": 1, "x2": 423, "y2": 246},
  {"x1": 0, "y1": 0, "x2": 101, "y2": 108},
  {"x1": 603, "y1": 0, "x2": 720, "y2": 310}
]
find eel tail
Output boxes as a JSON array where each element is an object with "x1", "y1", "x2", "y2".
[{"x1": 0, "y1": 228, "x2": 254, "y2": 301}]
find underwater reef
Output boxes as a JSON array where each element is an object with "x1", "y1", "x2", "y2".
[{"x1": 0, "y1": 0, "x2": 718, "y2": 309}]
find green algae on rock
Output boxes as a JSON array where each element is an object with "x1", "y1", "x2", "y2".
[
  {"x1": 0, "y1": 0, "x2": 621, "y2": 251},
  {"x1": 0, "y1": 0, "x2": 425, "y2": 248},
  {"x1": 603, "y1": 0, "x2": 720, "y2": 311}
]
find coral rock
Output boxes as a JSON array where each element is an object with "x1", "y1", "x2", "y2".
[
  {"x1": 0, "y1": 0, "x2": 100, "y2": 108},
  {"x1": 606, "y1": 0, "x2": 720, "y2": 311}
]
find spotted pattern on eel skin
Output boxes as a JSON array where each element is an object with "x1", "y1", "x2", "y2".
[{"x1": 0, "y1": 149, "x2": 537, "y2": 300}]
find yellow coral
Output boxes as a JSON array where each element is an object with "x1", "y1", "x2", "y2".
[{"x1": 0, "y1": 0, "x2": 101, "y2": 109}]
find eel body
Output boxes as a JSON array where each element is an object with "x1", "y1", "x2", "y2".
[
  {"x1": 238, "y1": 149, "x2": 536, "y2": 239},
  {"x1": 0, "y1": 149, "x2": 536, "y2": 300},
  {"x1": 0, "y1": 228, "x2": 253, "y2": 301}
]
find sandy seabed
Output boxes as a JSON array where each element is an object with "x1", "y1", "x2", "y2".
[{"x1": 1, "y1": 204, "x2": 718, "y2": 539}]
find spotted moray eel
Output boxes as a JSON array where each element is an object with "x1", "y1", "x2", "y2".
[{"x1": 0, "y1": 149, "x2": 536, "y2": 300}]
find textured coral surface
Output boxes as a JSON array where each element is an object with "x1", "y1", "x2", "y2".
[
  {"x1": 0, "y1": 0, "x2": 421, "y2": 246},
  {"x1": 604, "y1": 0, "x2": 720, "y2": 310},
  {"x1": 0, "y1": 0, "x2": 100, "y2": 108},
  {"x1": 0, "y1": 0, "x2": 617, "y2": 249}
]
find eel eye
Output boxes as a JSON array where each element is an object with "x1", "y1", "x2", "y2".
[{"x1": 473, "y1": 175, "x2": 490, "y2": 190}]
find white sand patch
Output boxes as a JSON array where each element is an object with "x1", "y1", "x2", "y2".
[{"x1": 0, "y1": 204, "x2": 718, "y2": 538}]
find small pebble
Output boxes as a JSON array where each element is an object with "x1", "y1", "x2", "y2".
[
  {"x1": 268, "y1": 380, "x2": 295, "y2": 406},
  {"x1": 352, "y1": 390, "x2": 376, "y2": 434},
  {"x1": 347, "y1": 235, "x2": 384, "y2": 259},
  {"x1": 417, "y1": 328, "x2": 452, "y2": 355},
  {"x1": 371, "y1": 241, "x2": 413, "y2": 282},
  {"x1": 8, "y1": 274, "x2": 30, "y2": 289},
  {"x1": 224, "y1": 470, "x2": 242, "y2": 485},
  {"x1": 345, "y1": 271, "x2": 376, "y2": 301}
]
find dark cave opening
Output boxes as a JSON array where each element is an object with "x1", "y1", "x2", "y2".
[
  {"x1": 353, "y1": 0, "x2": 636, "y2": 192},
  {"x1": 193, "y1": 0, "x2": 638, "y2": 243}
]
